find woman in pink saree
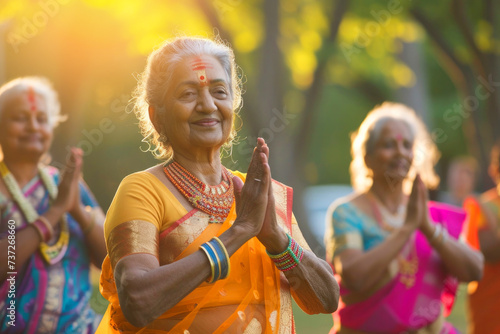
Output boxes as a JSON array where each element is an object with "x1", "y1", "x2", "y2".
[{"x1": 325, "y1": 102, "x2": 483, "y2": 333}]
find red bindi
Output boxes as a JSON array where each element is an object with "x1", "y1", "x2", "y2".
[{"x1": 191, "y1": 57, "x2": 212, "y2": 86}]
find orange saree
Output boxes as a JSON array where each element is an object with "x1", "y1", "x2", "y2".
[
  {"x1": 97, "y1": 171, "x2": 297, "y2": 333},
  {"x1": 463, "y1": 196, "x2": 500, "y2": 334}
]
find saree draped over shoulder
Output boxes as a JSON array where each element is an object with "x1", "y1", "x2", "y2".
[
  {"x1": 97, "y1": 170, "x2": 306, "y2": 333},
  {"x1": 463, "y1": 196, "x2": 500, "y2": 334},
  {"x1": 0, "y1": 166, "x2": 102, "y2": 334},
  {"x1": 325, "y1": 201, "x2": 465, "y2": 334}
]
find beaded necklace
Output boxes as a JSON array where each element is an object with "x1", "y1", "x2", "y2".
[
  {"x1": 0, "y1": 161, "x2": 69, "y2": 264},
  {"x1": 367, "y1": 191, "x2": 418, "y2": 289},
  {"x1": 367, "y1": 191, "x2": 406, "y2": 232},
  {"x1": 163, "y1": 161, "x2": 234, "y2": 224}
]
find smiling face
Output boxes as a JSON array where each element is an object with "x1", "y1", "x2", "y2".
[
  {"x1": 365, "y1": 119, "x2": 414, "y2": 182},
  {"x1": 0, "y1": 88, "x2": 53, "y2": 161},
  {"x1": 155, "y1": 55, "x2": 234, "y2": 157}
]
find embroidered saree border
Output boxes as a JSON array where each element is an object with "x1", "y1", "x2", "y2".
[{"x1": 107, "y1": 220, "x2": 159, "y2": 269}]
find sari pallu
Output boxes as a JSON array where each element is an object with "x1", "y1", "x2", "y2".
[
  {"x1": 332, "y1": 202, "x2": 465, "y2": 334},
  {"x1": 98, "y1": 173, "x2": 296, "y2": 334},
  {"x1": 0, "y1": 166, "x2": 101, "y2": 334}
]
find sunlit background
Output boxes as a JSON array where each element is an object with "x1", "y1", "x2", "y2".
[{"x1": 2, "y1": 0, "x2": 499, "y2": 331}]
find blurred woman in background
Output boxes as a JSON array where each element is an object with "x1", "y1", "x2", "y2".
[
  {"x1": 0, "y1": 77, "x2": 106, "y2": 333},
  {"x1": 463, "y1": 141, "x2": 500, "y2": 334},
  {"x1": 325, "y1": 102, "x2": 483, "y2": 333}
]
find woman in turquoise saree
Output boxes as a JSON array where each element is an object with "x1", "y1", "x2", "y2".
[
  {"x1": 0, "y1": 77, "x2": 107, "y2": 333},
  {"x1": 325, "y1": 102, "x2": 483, "y2": 333}
]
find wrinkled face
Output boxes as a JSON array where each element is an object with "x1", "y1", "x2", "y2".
[
  {"x1": 365, "y1": 119, "x2": 414, "y2": 182},
  {"x1": 0, "y1": 88, "x2": 53, "y2": 160},
  {"x1": 157, "y1": 54, "x2": 234, "y2": 155}
]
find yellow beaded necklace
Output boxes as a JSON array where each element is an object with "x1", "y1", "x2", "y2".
[{"x1": 0, "y1": 161, "x2": 69, "y2": 264}]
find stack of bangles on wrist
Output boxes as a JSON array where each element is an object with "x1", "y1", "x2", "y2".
[
  {"x1": 267, "y1": 234, "x2": 304, "y2": 271},
  {"x1": 430, "y1": 223, "x2": 448, "y2": 246},
  {"x1": 32, "y1": 216, "x2": 54, "y2": 243},
  {"x1": 200, "y1": 237, "x2": 231, "y2": 284}
]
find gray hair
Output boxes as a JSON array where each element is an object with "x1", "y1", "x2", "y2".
[
  {"x1": 350, "y1": 102, "x2": 440, "y2": 193},
  {"x1": 133, "y1": 36, "x2": 243, "y2": 160},
  {"x1": 0, "y1": 76, "x2": 66, "y2": 128}
]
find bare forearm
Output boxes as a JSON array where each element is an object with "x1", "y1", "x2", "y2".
[
  {"x1": 339, "y1": 226, "x2": 413, "y2": 292},
  {"x1": 117, "y1": 224, "x2": 254, "y2": 327},
  {"x1": 433, "y1": 238, "x2": 483, "y2": 282},
  {"x1": 117, "y1": 251, "x2": 212, "y2": 327},
  {"x1": 420, "y1": 223, "x2": 483, "y2": 281},
  {"x1": 286, "y1": 251, "x2": 339, "y2": 314},
  {"x1": 84, "y1": 224, "x2": 107, "y2": 268},
  {"x1": 73, "y1": 209, "x2": 107, "y2": 267}
]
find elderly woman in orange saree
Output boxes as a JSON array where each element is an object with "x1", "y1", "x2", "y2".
[
  {"x1": 325, "y1": 103, "x2": 483, "y2": 333},
  {"x1": 96, "y1": 36, "x2": 339, "y2": 333}
]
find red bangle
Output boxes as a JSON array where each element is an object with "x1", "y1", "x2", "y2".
[{"x1": 32, "y1": 217, "x2": 54, "y2": 242}]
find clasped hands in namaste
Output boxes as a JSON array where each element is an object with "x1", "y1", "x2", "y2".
[
  {"x1": 232, "y1": 138, "x2": 288, "y2": 253},
  {"x1": 405, "y1": 175, "x2": 438, "y2": 240}
]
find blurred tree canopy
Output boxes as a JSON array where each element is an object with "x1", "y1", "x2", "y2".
[{"x1": 1, "y1": 0, "x2": 499, "y2": 252}]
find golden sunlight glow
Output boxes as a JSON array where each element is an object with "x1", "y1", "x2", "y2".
[
  {"x1": 391, "y1": 62, "x2": 415, "y2": 87},
  {"x1": 234, "y1": 30, "x2": 260, "y2": 53},
  {"x1": 339, "y1": 17, "x2": 361, "y2": 43},
  {"x1": 397, "y1": 21, "x2": 421, "y2": 43},
  {"x1": 287, "y1": 46, "x2": 317, "y2": 89},
  {"x1": 301, "y1": 3, "x2": 328, "y2": 34},
  {"x1": 300, "y1": 30, "x2": 322, "y2": 52},
  {"x1": 0, "y1": 1, "x2": 23, "y2": 21},
  {"x1": 476, "y1": 20, "x2": 492, "y2": 52}
]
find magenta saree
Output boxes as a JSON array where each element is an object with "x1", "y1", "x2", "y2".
[{"x1": 330, "y1": 202, "x2": 465, "y2": 334}]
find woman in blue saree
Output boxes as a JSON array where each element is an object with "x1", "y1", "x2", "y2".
[{"x1": 0, "y1": 77, "x2": 107, "y2": 333}]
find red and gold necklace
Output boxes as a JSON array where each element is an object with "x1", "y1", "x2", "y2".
[{"x1": 163, "y1": 161, "x2": 234, "y2": 224}]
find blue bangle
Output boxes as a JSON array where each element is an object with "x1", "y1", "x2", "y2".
[
  {"x1": 200, "y1": 243, "x2": 220, "y2": 283},
  {"x1": 213, "y1": 237, "x2": 231, "y2": 279},
  {"x1": 209, "y1": 238, "x2": 230, "y2": 280}
]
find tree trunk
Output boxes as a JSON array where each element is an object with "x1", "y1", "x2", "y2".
[{"x1": 394, "y1": 40, "x2": 431, "y2": 126}]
